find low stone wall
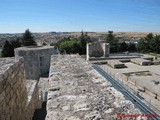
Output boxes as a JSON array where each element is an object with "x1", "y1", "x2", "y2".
[
  {"x1": 121, "y1": 73, "x2": 160, "y2": 100},
  {"x1": 131, "y1": 58, "x2": 153, "y2": 66},
  {"x1": 0, "y1": 58, "x2": 40, "y2": 120},
  {"x1": 107, "y1": 60, "x2": 125, "y2": 68},
  {"x1": 142, "y1": 56, "x2": 154, "y2": 61}
]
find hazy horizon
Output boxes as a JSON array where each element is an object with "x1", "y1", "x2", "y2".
[{"x1": 1, "y1": 31, "x2": 160, "y2": 34}]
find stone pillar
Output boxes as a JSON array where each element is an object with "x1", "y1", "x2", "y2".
[
  {"x1": 103, "y1": 43, "x2": 110, "y2": 57},
  {"x1": 86, "y1": 43, "x2": 91, "y2": 61}
]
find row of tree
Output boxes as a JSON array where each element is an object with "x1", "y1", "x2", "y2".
[
  {"x1": 52, "y1": 31, "x2": 160, "y2": 55},
  {"x1": 105, "y1": 31, "x2": 136, "y2": 53},
  {"x1": 1, "y1": 29, "x2": 160, "y2": 57},
  {"x1": 106, "y1": 31, "x2": 160, "y2": 54},
  {"x1": 53, "y1": 30, "x2": 160, "y2": 55},
  {"x1": 137, "y1": 33, "x2": 160, "y2": 53},
  {"x1": 51, "y1": 31, "x2": 91, "y2": 55},
  {"x1": 1, "y1": 29, "x2": 37, "y2": 57}
]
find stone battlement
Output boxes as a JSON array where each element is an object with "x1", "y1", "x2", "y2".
[
  {"x1": 0, "y1": 46, "x2": 58, "y2": 120},
  {"x1": 0, "y1": 57, "x2": 40, "y2": 120},
  {"x1": 0, "y1": 57, "x2": 20, "y2": 75},
  {"x1": 15, "y1": 46, "x2": 57, "y2": 80}
]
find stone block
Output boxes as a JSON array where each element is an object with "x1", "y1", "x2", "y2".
[
  {"x1": 107, "y1": 60, "x2": 126, "y2": 68},
  {"x1": 131, "y1": 58, "x2": 153, "y2": 66}
]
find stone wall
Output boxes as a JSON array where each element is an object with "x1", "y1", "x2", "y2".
[
  {"x1": 86, "y1": 42, "x2": 109, "y2": 61},
  {"x1": 25, "y1": 80, "x2": 41, "y2": 120},
  {"x1": 131, "y1": 58, "x2": 153, "y2": 66},
  {"x1": 0, "y1": 57, "x2": 40, "y2": 120},
  {"x1": 121, "y1": 73, "x2": 160, "y2": 101},
  {"x1": 38, "y1": 77, "x2": 49, "y2": 102},
  {"x1": 107, "y1": 60, "x2": 125, "y2": 68},
  {"x1": 45, "y1": 55, "x2": 141, "y2": 120},
  {"x1": 15, "y1": 46, "x2": 57, "y2": 80}
]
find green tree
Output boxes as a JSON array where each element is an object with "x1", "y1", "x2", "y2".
[
  {"x1": 79, "y1": 31, "x2": 91, "y2": 54},
  {"x1": 59, "y1": 39, "x2": 80, "y2": 54},
  {"x1": 127, "y1": 43, "x2": 136, "y2": 52},
  {"x1": 145, "y1": 33, "x2": 153, "y2": 52},
  {"x1": 1, "y1": 41, "x2": 14, "y2": 57},
  {"x1": 119, "y1": 41, "x2": 128, "y2": 52},
  {"x1": 137, "y1": 38, "x2": 147, "y2": 52},
  {"x1": 52, "y1": 37, "x2": 81, "y2": 54},
  {"x1": 22, "y1": 29, "x2": 37, "y2": 46},
  {"x1": 137, "y1": 33, "x2": 154, "y2": 53},
  {"x1": 105, "y1": 31, "x2": 119, "y2": 53},
  {"x1": 11, "y1": 37, "x2": 22, "y2": 48},
  {"x1": 52, "y1": 31, "x2": 91, "y2": 55},
  {"x1": 151, "y1": 35, "x2": 160, "y2": 53}
]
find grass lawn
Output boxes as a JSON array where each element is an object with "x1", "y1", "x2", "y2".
[{"x1": 146, "y1": 53, "x2": 160, "y2": 56}]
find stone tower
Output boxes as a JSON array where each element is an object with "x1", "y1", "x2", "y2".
[{"x1": 15, "y1": 46, "x2": 58, "y2": 80}]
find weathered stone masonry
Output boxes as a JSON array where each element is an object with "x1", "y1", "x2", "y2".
[
  {"x1": 0, "y1": 46, "x2": 58, "y2": 120},
  {"x1": 15, "y1": 46, "x2": 57, "y2": 80},
  {"x1": 86, "y1": 42, "x2": 110, "y2": 61},
  {"x1": 45, "y1": 55, "x2": 141, "y2": 120},
  {"x1": 0, "y1": 58, "x2": 40, "y2": 120}
]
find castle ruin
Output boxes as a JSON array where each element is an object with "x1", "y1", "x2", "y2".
[
  {"x1": 1, "y1": 45, "x2": 159, "y2": 120},
  {"x1": 15, "y1": 46, "x2": 58, "y2": 80},
  {"x1": 0, "y1": 46, "x2": 58, "y2": 120}
]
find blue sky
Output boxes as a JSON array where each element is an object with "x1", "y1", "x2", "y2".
[{"x1": 0, "y1": 0, "x2": 160, "y2": 33}]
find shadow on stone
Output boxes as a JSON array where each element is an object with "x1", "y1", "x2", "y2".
[{"x1": 32, "y1": 102, "x2": 47, "y2": 120}]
